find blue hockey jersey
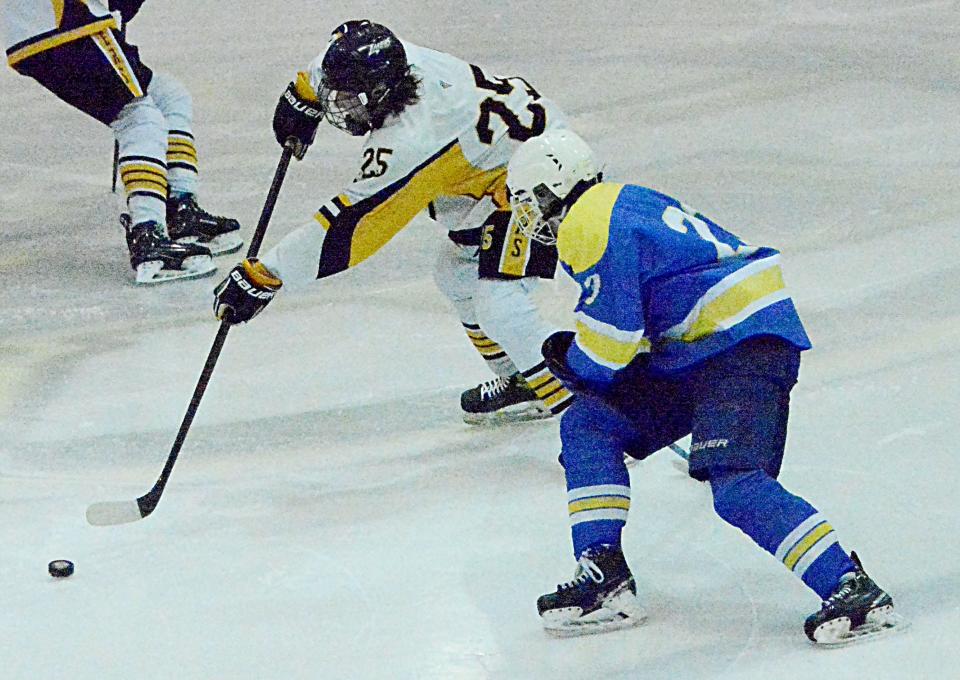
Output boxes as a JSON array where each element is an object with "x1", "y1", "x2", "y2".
[{"x1": 557, "y1": 183, "x2": 812, "y2": 383}]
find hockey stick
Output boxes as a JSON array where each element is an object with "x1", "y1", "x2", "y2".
[
  {"x1": 86, "y1": 145, "x2": 295, "y2": 526},
  {"x1": 111, "y1": 24, "x2": 126, "y2": 193},
  {"x1": 111, "y1": 140, "x2": 120, "y2": 193},
  {"x1": 668, "y1": 443, "x2": 689, "y2": 460}
]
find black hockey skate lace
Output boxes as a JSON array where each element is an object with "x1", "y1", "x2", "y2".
[
  {"x1": 557, "y1": 555, "x2": 605, "y2": 591},
  {"x1": 479, "y1": 376, "x2": 511, "y2": 400}
]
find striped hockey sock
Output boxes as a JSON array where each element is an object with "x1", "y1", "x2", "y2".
[
  {"x1": 710, "y1": 469, "x2": 857, "y2": 599},
  {"x1": 462, "y1": 323, "x2": 517, "y2": 377},
  {"x1": 119, "y1": 155, "x2": 168, "y2": 226},
  {"x1": 522, "y1": 360, "x2": 574, "y2": 415},
  {"x1": 166, "y1": 129, "x2": 198, "y2": 196}
]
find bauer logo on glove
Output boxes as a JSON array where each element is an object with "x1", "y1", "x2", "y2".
[
  {"x1": 213, "y1": 258, "x2": 283, "y2": 324},
  {"x1": 273, "y1": 74, "x2": 324, "y2": 160}
]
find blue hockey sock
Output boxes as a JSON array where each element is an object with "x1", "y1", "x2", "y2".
[
  {"x1": 561, "y1": 402, "x2": 631, "y2": 557},
  {"x1": 710, "y1": 469, "x2": 856, "y2": 599}
]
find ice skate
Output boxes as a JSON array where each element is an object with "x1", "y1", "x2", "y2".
[
  {"x1": 123, "y1": 215, "x2": 216, "y2": 285},
  {"x1": 805, "y1": 552, "x2": 906, "y2": 647},
  {"x1": 538, "y1": 544, "x2": 646, "y2": 637},
  {"x1": 166, "y1": 193, "x2": 243, "y2": 256},
  {"x1": 460, "y1": 373, "x2": 552, "y2": 425}
]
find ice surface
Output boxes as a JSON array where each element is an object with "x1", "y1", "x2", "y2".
[{"x1": 2, "y1": 1, "x2": 958, "y2": 678}]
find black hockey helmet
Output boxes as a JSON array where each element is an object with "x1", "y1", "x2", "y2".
[{"x1": 319, "y1": 20, "x2": 411, "y2": 136}]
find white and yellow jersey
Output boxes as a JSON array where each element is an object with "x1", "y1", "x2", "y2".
[
  {"x1": 262, "y1": 39, "x2": 569, "y2": 286},
  {"x1": 3, "y1": 0, "x2": 117, "y2": 68}
]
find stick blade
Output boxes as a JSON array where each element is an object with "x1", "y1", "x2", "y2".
[{"x1": 85, "y1": 500, "x2": 145, "y2": 526}]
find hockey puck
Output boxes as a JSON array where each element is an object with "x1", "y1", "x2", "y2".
[{"x1": 48, "y1": 560, "x2": 75, "y2": 578}]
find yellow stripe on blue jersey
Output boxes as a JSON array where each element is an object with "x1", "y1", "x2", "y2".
[
  {"x1": 52, "y1": 0, "x2": 65, "y2": 27},
  {"x1": 498, "y1": 219, "x2": 532, "y2": 277},
  {"x1": 567, "y1": 484, "x2": 630, "y2": 526},
  {"x1": 667, "y1": 256, "x2": 789, "y2": 342},
  {"x1": 556, "y1": 183, "x2": 623, "y2": 274},
  {"x1": 573, "y1": 313, "x2": 651, "y2": 371},
  {"x1": 558, "y1": 183, "x2": 812, "y2": 380}
]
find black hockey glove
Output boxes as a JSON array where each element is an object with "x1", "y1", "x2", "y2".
[
  {"x1": 543, "y1": 330, "x2": 612, "y2": 397},
  {"x1": 110, "y1": 0, "x2": 147, "y2": 23},
  {"x1": 213, "y1": 259, "x2": 282, "y2": 324},
  {"x1": 541, "y1": 330, "x2": 584, "y2": 390},
  {"x1": 273, "y1": 74, "x2": 323, "y2": 160}
]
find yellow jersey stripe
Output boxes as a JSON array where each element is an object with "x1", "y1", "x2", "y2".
[
  {"x1": 498, "y1": 219, "x2": 532, "y2": 277},
  {"x1": 575, "y1": 320, "x2": 650, "y2": 370},
  {"x1": 52, "y1": 0, "x2": 65, "y2": 26},
  {"x1": 556, "y1": 183, "x2": 624, "y2": 274},
  {"x1": 317, "y1": 143, "x2": 504, "y2": 276},
  {"x1": 683, "y1": 265, "x2": 788, "y2": 341}
]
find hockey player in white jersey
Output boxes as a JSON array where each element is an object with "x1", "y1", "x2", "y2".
[
  {"x1": 2, "y1": 0, "x2": 241, "y2": 284},
  {"x1": 212, "y1": 19, "x2": 574, "y2": 423}
]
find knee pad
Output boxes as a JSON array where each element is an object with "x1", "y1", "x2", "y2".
[
  {"x1": 145, "y1": 72, "x2": 193, "y2": 129},
  {"x1": 433, "y1": 239, "x2": 478, "y2": 306},
  {"x1": 112, "y1": 98, "x2": 166, "y2": 162},
  {"x1": 475, "y1": 278, "x2": 552, "y2": 368}
]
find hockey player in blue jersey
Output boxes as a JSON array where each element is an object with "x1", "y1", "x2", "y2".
[{"x1": 506, "y1": 129, "x2": 902, "y2": 645}]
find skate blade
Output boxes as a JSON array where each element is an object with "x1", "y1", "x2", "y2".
[
  {"x1": 175, "y1": 232, "x2": 243, "y2": 256},
  {"x1": 543, "y1": 607, "x2": 647, "y2": 638},
  {"x1": 812, "y1": 607, "x2": 909, "y2": 648},
  {"x1": 542, "y1": 590, "x2": 647, "y2": 638},
  {"x1": 134, "y1": 255, "x2": 217, "y2": 285},
  {"x1": 462, "y1": 403, "x2": 552, "y2": 426}
]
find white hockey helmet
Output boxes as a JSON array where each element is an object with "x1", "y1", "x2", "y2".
[{"x1": 507, "y1": 129, "x2": 599, "y2": 245}]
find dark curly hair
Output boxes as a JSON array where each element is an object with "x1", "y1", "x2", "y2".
[{"x1": 372, "y1": 68, "x2": 421, "y2": 127}]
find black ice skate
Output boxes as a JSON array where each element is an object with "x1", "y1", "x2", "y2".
[
  {"x1": 166, "y1": 193, "x2": 243, "y2": 256},
  {"x1": 538, "y1": 544, "x2": 646, "y2": 637},
  {"x1": 460, "y1": 373, "x2": 551, "y2": 425},
  {"x1": 123, "y1": 215, "x2": 216, "y2": 285},
  {"x1": 804, "y1": 551, "x2": 905, "y2": 646}
]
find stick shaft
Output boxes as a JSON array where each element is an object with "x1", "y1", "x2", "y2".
[
  {"x1": 136, "y1": 146, "x2": 294, "y2": 517},
  {"x1": 111, "y1": 141, "x2": 120, "y2": 193}
]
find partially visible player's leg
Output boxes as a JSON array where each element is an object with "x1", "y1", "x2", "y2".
[
  {"x1": 537, "y1": 396, "x2": 647, "y2": 636},
  {"x1": 463, "y1": 209, "x2": 573, "y2": 423},
  {"x1": 471, "y1": 276, "x2": 572, "y2": 420},
  {"x1": 147, "y1": 73, "x2": 242, "y2": 255},
  {"x1": 431, "y1": 200, "x2": 545, "y2": 423},
  {"x1": 433, "y1": 234, "x2": 519, "y2": 379},
  {"x1": 12, "y1": 28, "x2": 213, "y2": 284},
  {"x1": 693, "y1": 337, "x2": 899, "y2": 645}
]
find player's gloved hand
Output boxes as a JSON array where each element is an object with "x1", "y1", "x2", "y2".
[
  {"x1": 213, "y1": 259, "x2": 282, "y2": 324},
  {"x1": 541, "y1": 330, "x2": 583, "y2": 389},
  {"x1": 110, "y1": 0, "x2": 147, "y2": 23},
  {"x1": 273, "y1": 73, "x2": 324, "y2": 160}
]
